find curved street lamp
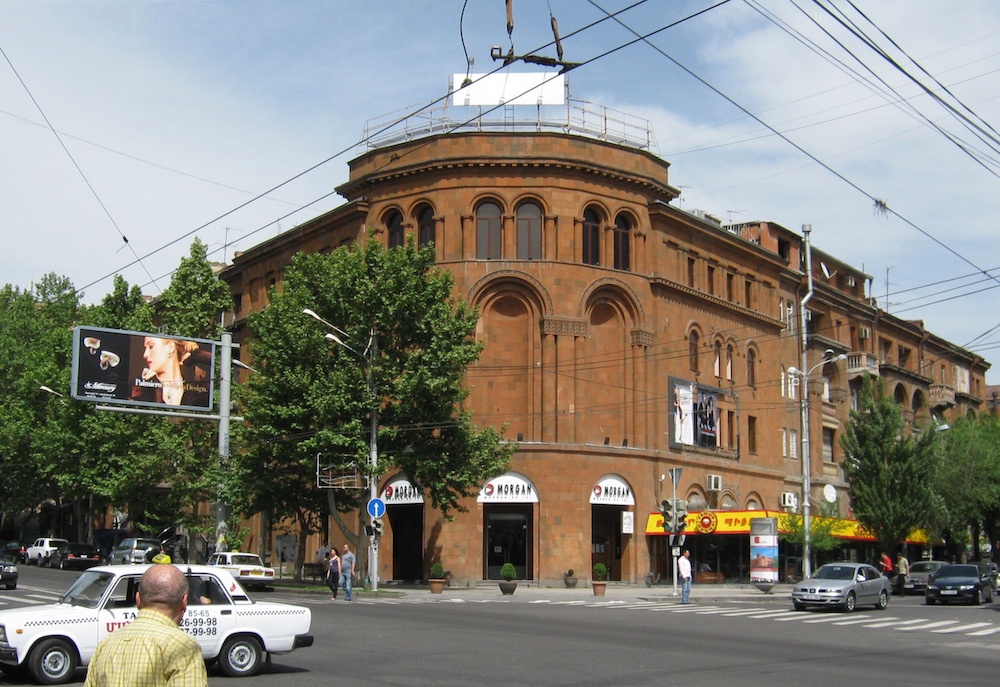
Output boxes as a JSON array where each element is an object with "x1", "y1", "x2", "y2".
[
  {"x1": 303, "y1": 308, "x2": 380, "y2": 593},
  {"x1": 788, "y1": 349, "x2": 847, "y2": 579}
]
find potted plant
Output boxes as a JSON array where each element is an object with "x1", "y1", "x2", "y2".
[
  {"x1": 563, "y1": 569, "x2": 578, "y2": 588},
  {"x1": 428, "y1": 562, "x2": 446, "y2": 594},
  {"x1": 592, "y1": 563, "x2": 607, "y2": 596},
  {"x1": 499, "y1": 563, "x2": 518, "y2": 595}
]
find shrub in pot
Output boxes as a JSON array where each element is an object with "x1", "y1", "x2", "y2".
[
  {"x1": 564, "y1": 568, "x2": 578, "y2": 588},
  {"x1": 592, "y1": 563, "x2": 608, "y2": 596},
  {"x1": 499, "y1": 563, "x2": 518, "y2": 595},
  {"x1": 428, "y1": 562, "x2": 446, "y2": 594}
]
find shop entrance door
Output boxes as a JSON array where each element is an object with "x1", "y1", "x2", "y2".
[
  {"x1": 387, "y1": 503, "x2": 423, "y2": 582},
  {"x1": 484, "y1": 505, "x2": 532, "y2": 580}
]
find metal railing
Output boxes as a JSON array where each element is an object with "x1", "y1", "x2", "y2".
[{"x1": 358, "y1": 97, "x2": 658, "y2": 153}]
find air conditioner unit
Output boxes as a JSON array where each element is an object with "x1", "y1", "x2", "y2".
[
  {"x1": 859, "y1": 326, "x2": 871, "y2": 340},
  {"x1": 706, "y1": 474, "x2": 722, "y2": 492},
  {"x1": 780, "y1": 492, "x2": 798, "y2": 508},
  {"x1": 846, "y1": 276, "x2": 856, "y2": 287}
]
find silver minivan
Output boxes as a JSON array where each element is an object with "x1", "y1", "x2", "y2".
[{"x1": 108, "y1": 537, "x2": 161, "y2": 565}]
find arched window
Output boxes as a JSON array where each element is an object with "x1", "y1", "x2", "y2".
[
  {"x1": 516, "y1": 202, "x2": 542, "y2": 260},
  {"x1": 726, "y1": 345, "x2": 733, "y2": 381},
  {"x1": 613, "y1": 214, "x2": 632, "y2": 271},
  {"x1": 417, "y1": 206, "x2": 435, "y2": 247},
  {"x1": 476, "y1": 201, "x2": 502, "y2": 259},
  {"x1": 714, "y1": 341, "x2": 722, "y2": 377},
  {"x1": 780, "y1": 367, "x2": 786, "y2": 397},
  {"x1": 689, "y1": 331, "x2": 700, "y2": 373},
  {"x1": 747, "y1": 349, "x2": 756, "y2": 388},
  {"x1": 386, "y1": 210, "x2": 404, "y2": 248},
  {"x1": 582, "y1": 207, "x2": 601, "y2": 266}
]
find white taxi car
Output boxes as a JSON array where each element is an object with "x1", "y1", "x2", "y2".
[
  {"x1": 0, "y1": 564, "x2": 312, "y2": 684},
  {"x1": 207, "y1": 551, "x2": 275, "y2": 589}
]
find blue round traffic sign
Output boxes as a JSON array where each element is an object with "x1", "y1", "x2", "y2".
[{"x1": 367, "y1": 498, "x2": 386, "y2": 519}]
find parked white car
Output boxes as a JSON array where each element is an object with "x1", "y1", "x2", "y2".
[
  {"x1": 24, "y1": 538, "x2": 68, "y2": 566},
  {"x1": 207, "y1": 551, "x2": 275, "y2": 589},
  {"x1": 0, "y1": 563, "x2": 313, "y2": 684}
]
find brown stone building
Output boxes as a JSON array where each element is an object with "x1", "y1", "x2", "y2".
[{"x1": 221, "y1": 92, "x2": 988, "y2": 586}]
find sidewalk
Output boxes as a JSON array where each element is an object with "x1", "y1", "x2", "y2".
[{"x1": 269, "y1": 577, "x2": 794, "y2": 604}]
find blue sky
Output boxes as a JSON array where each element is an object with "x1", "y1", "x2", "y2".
[{"x1": 3, "y1": 1, "x2": 1000, "y2": 382}]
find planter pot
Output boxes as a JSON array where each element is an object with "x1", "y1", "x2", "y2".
[
  {"x1": 564, "y1": 576, "x2": 578, "y2": 588},
  {"x1": 592, "y1": 581, "x2": 607, "y2": 596},
  {"x1": 499, "y1": 580, "x2": 517, "y2": 595},
  {"x1": 429, "y1": 578, "x2": 446, "y2": 594}
]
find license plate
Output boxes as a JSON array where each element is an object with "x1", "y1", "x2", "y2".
[
  {"x1": 941, "y1": 590, "x2": 958, "y2": 595},
  {"x1": 802, "y1": 594, "x2": 820, "y2": 601},
  {"x1": 249, "y1": 571, "x2": 263, "y2": 575}
]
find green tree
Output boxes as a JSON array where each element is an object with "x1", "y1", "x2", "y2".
[
  {"x1": 840, "y1": 375, "x2": 938, "y2": 555},
  {"x1": 935, "y1": 413, "x2": 1000, "y2": 560},
  {"x1": 230, "y1": 239, "x2": 512, "y2": 580},
  {"x1": 778, "y1": 502, "x2": 843, "y2": 573}
]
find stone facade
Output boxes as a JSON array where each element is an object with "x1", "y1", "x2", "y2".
[{"x1": 222, "y1": 129, "x2": 988, "y2": 586}]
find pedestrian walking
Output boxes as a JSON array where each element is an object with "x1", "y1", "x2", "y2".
[
  {"x1": 340, "y1": 544, "x2": 356, "y2": 601},
  {"x1": 896, "y1": 551, "x2": 909, "y2": 595},
  {"x1": 326, "y1": 549, "x2": 341, "y2": 601},
  {"x1": 879, "y1": 551, "x2": 893, "y2": 578}
]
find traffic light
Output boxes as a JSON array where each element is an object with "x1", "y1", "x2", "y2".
[
  {"x1": 372, "y1": 518, "x2": 384, "y2": 537},
  {"x1": 660, "y1": 499, "x2": 675, "y2": 533},
  {"x1": 674, "y1": 499, "x2": 689, "y2": 534}
]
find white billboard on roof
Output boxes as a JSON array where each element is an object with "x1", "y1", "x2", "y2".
[{"x1": 451, "y1": 72, "x2": 564, "y2": 107}]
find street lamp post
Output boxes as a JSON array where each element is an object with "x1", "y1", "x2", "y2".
[
  {"x1": 303, "y1": 308, "x2": 380, "y2": 593},
  {"x1": 789, "y1": 348, "x2": 846, "y2": 579}
]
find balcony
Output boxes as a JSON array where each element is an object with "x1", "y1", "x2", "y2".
[
  {"x1": 846, "y1": 352, "x2": 879, "y2": 379},
  {"x1": 929, "y1": 383, "x2": 955, "y2": 408}
]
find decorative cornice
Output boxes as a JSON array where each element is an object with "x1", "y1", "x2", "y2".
[
  {"x1": 649, "y1": 276, "x2": 782, "y2": 329},
  {"x1": 542, "y1": 317, "x2": 588, "y2": 337}
]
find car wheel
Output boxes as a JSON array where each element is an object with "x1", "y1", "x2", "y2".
[
  {"x1": 925, "y1": 596, "x2": 935, "y2": 604},
  {"x1": 5, "y1": 582, "x2": 15, "y2": 590},
  {"x1": 844, "y1": 591, "x2": 857, "y2": 612},
  {"x1": 219, "y1": 635, "x2": 263, "y2": 678},
  {"x1": 793, "y1": 601, "x2": 806, "y2": 611},
  {"x1": 876, "y1": 589, "x2": 889, "y2": 610},
  {"x1": 975, "y1": 589, "x2": 984, "y2": 605},
  {"x1": 29, "y1": 638, "x2": 78, "y2": 685},
  {"x1": 58, "y1": 558, "x2": 65, "y2": 570}
]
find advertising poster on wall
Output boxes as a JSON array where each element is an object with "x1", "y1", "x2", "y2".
[
  {"x1": 696, "y1": 388, "x2": 718, "y2": 449},
  {"x1": 71, "y1": 326, "x2": 216, "y2": 412},
  {"x1": 671, "y1": 379, "x2": 695, "y2": 446}
]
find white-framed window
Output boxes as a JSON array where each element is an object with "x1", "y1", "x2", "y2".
[{"x1": 789, "y1": 429, "x2": 798, "y2": 459}]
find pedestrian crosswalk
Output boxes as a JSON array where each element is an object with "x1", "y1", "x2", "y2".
[{"x1": 269, "y1": 593, "x2": 1000, "y2": 642}]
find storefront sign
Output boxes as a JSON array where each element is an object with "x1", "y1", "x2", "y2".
[
  {"x1": 381, "y1": 475, "x2": 424, "y2": 504},
  {"x1": 477, "y1": 472, "x2": 539, "y2": 503},
  {"x1": 590, "y1": 475, "x2": 635, "y2": 505},
  {"x1": 621, "y1": 511, "x2": 634, "y2": 534}
]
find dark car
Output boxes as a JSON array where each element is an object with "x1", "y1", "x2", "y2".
[
  {"x1": 0, "y1": 551, "x2": 17, "y2": 589},
  {"x1": 0, "y1": 540, "x2": 26, "y2": 564},
  {"x1": 49, "y1": 542, "x2": 103, "y2": 570},
  {"x1": 903, "y1": 560, "x2": 946, "y2": 595},
  {"x1": 926, "y1": 564, "x2": 995, "y2": 605}
]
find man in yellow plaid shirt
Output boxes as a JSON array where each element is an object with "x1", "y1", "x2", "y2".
[{"x1": 84, "y1": 564, "x2": 207, "y2": 687}]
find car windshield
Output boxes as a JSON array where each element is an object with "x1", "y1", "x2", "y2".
[
  {"x1": 58, "y1": 570, "x2": 116, "y2": 608},
  {"x1": 909, "y1": 562, "x2": 940, "y2": 573},
  {"x1": 231, "y1": 555, "x2": 263, "y2": 566},
  {"x1": 936, "y1": 565, "x2": 979, "y2": 578},
  {"x1": 136, "y1": 539, "x2": 160, "y2": 549},
  {"x1": 813, "y1": 565, "x2": 857, "y2": 581}
]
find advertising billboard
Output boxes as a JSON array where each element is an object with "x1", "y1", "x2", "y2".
[
  {"x1": 670, "y1": 378, "x2": 719, "y2": 449},
  {"x1": 71, "y1": 326, "x2": 216, "y2": 412}
]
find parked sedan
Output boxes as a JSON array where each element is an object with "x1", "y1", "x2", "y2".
[
  {"x1": 792, "y1": 562, "x2": 891, "y2": 612},
  {"x1": 925, "y1": 564, "x2": 995, "y2": 605},
  {"x1": 49, "y1": 543, "x2": 102, "y2": 571},
  {"x1": 903, "y1": 560, "x2": 946, "y2": 595},
  {"x1": 0, "y1": 552, "x2": 17, "y2": 590}
]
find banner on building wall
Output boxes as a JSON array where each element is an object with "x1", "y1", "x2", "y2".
[
  {"x1": 70, "y1": 326, "x2": 216, "y2": 412},
  {"x1": 590, "y1": 475, "x2": 635, "y2": 505},
  {"x1": 671, "y1": 379, "x2": 695, "y2": 446},
  {"x1": 670, "y1": 378, "x2": 720, "y2": 448},
  {"x1": 477, "y1": 472, "x2": 539, "y2": 503}
]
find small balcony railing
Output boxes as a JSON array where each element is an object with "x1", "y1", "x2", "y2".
[
  {"x1": 929, "y1": 383, "x2": 955, "y2": 408},
  {"x1": 846, "y1": 352, "x2": 879, "y2": 378}
]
